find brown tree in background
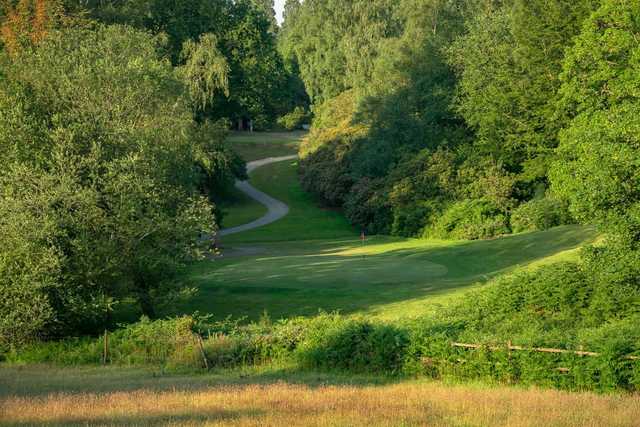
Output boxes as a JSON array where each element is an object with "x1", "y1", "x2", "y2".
[{"x1": 0, "y1": 0, "x2": 63, "y2": 55}]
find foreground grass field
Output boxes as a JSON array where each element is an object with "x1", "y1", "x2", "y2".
[{"x1": 1, "y1": 366, "x2": 638, "y2": 427}]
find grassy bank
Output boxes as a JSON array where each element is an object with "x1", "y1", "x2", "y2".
[{"x1": 179, "y1": 225, "x2": 594, "y2": 321}]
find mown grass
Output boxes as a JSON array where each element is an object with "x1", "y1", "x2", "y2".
[
  {"x1": 226, "y1": 131, "x2": 304, "y2": 161},
  {"x1": 176, "y1": 225, "x2": 596, "y2": 321},
  {"x1": 201, "y1": 133, "x2": 596, "y2": 322},
  {"x1": 218, "y1": 185, "x2": 268, "y2": 229},
  {"x1": 218, "y1": 159, "x2": 357, "y2": 245},
  {"x1": 1, "y1": 365, "x2": 638, "y2": 427}
]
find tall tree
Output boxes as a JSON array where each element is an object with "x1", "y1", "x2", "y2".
[
  {"x1": 0, "y1": 24, "x2": 241, "y2": 346},
  {"x1": 449, "y1": 0, "x2": 599, "y2": 181},
  {"x1": 551, "y1": 0, "x2": 640, "y2": 245},
  {"x1": 251, "y1": 0, "x2": 277, "y2": 32}
]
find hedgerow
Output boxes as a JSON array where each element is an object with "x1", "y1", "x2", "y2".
[{"x1": 6, "y1": 253, "x2": 639, "y2": 392}]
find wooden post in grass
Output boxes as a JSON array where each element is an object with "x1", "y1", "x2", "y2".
[
  {"x1": 102, "y1": 330, "x2": 109, "y2": 365},
  {"x1": 197, "y1": 335, "x2": 209, "y2": 370}
]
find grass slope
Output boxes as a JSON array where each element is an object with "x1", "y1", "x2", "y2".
[
  {"x1": 227, "y1": 131, "x2": 305, "y2": 161},
  {"x1": 179, "y1": 225, "x2": 595, "y2": 321},
  {"x1": 180, "y1": 132, "x2": 598, "y2": 322},
  {"x1": 2, "y1": 366, "x2": 638, "y2": 427},
  {"x1": 218, "y1": 159, "x2": 357, "y2": 244}
]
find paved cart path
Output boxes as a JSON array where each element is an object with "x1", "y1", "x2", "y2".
[{"x1": 218, "y1": 155, "x2": 297, "y2": 237}]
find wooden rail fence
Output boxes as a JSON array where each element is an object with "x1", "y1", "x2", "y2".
[{"x1": 451, "y1": 342, "x2": 640, "y2": 360}]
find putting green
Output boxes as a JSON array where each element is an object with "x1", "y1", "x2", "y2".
[{"x1": 176, "y1": 226, "x2": 595, "y2": 322}]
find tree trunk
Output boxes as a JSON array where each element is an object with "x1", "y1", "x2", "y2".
[{"x1": 136, "y1": 279, "x2": 156, "y2": 318}]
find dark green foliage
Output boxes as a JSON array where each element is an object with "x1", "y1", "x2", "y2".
[
  {"x1": 551, "y1": 0, "x2": 640, "y2": 246},
  {"x1": 294, "y1": 316, "x2": 408, "y2": 373},
  {"x1": 449, "y1": 0, "x2": 599, "y2": 170},
  {"x1": 277, "y1": 106, "x2": 308, "y2": 130},
  {"x1": 428, "y1": 199, "x2": 510, "y2": 240},
  {"x1": 66, "y1": 0, "x2": 297, "y2": 128},
  {"x1": 0, "y1": 24, "x2": 242, "y2": 348},
  {"x1": 291, "y1": 0, "x2": 620, "y2": 239},
  {"x1": 511, "y1": 197, "x2": 573, "y2": 233},
  {"x1": 278, "y1": 0, "x2": 402, "y2": 104}
]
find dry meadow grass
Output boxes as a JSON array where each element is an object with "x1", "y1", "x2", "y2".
[{"x1": 2, "y1": 376, "x2": 639, "y2": 427}]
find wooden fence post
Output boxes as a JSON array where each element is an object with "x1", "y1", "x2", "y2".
[
  {"x1": 197, "y1": 335, "x2": 209, "y2": 370},
  {"x1": 102, "y1": 330, "x2": 109, "y2": 365}
]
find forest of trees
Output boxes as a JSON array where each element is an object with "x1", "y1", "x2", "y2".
[
  {"x1": 1, "y1": 0, "x2": 638, "y2": 358},
  {"x1": 280, "y1": 0, "x2": 640, "y2": 368},
  {"x1": 283, "y1": 0, "x2": 636, "y2": 243},
  {"x1": 0, "y1": 0, "x2": 305, "y2": 348}
]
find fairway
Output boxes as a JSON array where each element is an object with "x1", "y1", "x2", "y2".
[
  {"x1": 226, "y1": 131, "x2": 305, "y2": 161},
  {"x1": 174, "y1": 132, "x2": 598, "y2": 322},
  {"x1": 178, "y1": 226, "x2": 595, "y2": 321}
]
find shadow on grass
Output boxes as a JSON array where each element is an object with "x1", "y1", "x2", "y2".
[
  {"x1": 177, "y1": 226, "x2": 596, "y2": 321},
  {"x1": 2, "y1": 409, "x2": 262, "y2": 427},
  {"x1": 0, "y1": 364, "x2": 400, "y2": 399}
]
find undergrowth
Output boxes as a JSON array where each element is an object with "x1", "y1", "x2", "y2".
[{"x1": 5, "y1": 247, "x2": 639, "y2": 392}]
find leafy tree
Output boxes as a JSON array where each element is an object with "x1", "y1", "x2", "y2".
[
  {"x1": 0, "y1": 24, "x2": 241, "y2": 347},
  {"x1": 280, "y1": 0, "x2": 402, "y2": 104},
  {"x1": 449, "y1": 0, "x2": 599, "y2": 180},
  {"x1": 551, "y1": 0, "x2": 640, "y2": 245},
  {"x1": 66, "y1": 0, "x2": 294, "y2": 128},
  {"x1": 251, "y1": 0, "x2": 277, "y2": 32},
  {"x1": 178, "y1": 33, "x2": 229, "y2": 113}
]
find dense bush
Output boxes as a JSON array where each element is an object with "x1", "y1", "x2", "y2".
[
  {"x1": 343, "y1": 178, "x2": 392, "y2": 234},
  {"x1": 8, "y1": 269, "x2": 639, "y2": 391},
  {"x1": 0, "y1": 24, "x2": 249, "y2": 348},
  {"x1": 405, "y1": 258, "x2": 640, "y2": 391},
  {"x1": 6, "y1": 317, "x2": 203, "y2": 368},
  {"x1": 294, "y1": 315, "x2": 408, "y2": 373},
  {"x1": 277, "y1": 106, "x2": 308, "y2": 130},
  {"x1": 511, "y1": 197, "x2": 573, "y2": 233},
  {"x1": 427, "y1": 199, "x2": 510, "y2": 240}
]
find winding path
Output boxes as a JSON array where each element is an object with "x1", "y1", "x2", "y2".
[{"x1": 218, "y1": 155, "x2": 298, "y2": 237}]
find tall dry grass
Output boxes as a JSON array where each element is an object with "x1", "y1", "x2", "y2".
[{"x1": 2, "y1": 381, "x2": 639, "y2": 426}]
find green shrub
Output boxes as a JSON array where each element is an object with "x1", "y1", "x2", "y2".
[
  {"x1": 404, "y1": 259, "x2": 640, "y2": 391},
  {"x1": 6, "y1": 260, "x2": 639, "y2": 391},
  {"x1": 6, "y1": 316, "x2": 203, "y2": 369},
  {"x1": 343, "y1": 178, "x2": 392, "y2": 235},
  {"x1": 511, "y1": 197, "x2": 573, "y2": 233},
  {"x1": 277, "y1": 107, "x2": 309, "y2": 130},
  {"x1": 427, "y1": 199, "x2": 509, "y2": 240},
  {"x1": 295, "y1": 315, "x2": 408, "y2": 374}
]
